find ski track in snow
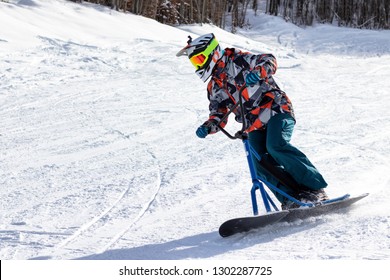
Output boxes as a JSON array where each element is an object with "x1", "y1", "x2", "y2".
[
  {"x1": 1, "y1": 0, "x2": 390, "y2": 260},
  {"x1": 1, "y1": 27, "x2": 171, "y2": 259},
  {"x1": 49, "y1": 137, "x2": 163, "y2": 259}
]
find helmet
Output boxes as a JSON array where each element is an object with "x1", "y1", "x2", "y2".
[{"x1": 176, "y1": 33, "x2": 223, "y2": 82}]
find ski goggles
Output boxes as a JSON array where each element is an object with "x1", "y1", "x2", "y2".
[{"x1": 189, "y1": 38, "x2": 219, "y2": 69}]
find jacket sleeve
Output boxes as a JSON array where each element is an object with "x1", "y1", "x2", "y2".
[
  {"x1": 204, "y1": 80, "x2": 229, "y2": 134},
  {"x1": 251, "y1": 53, "x2": 278, "y2": 79}
]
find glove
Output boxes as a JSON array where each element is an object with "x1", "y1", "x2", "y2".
[
  {"x1": 196, "y1": 120, "x2": 219, "y2": 138},
  {"x1": 245, "y1": 70, "x2": 261, "y2": 86},
  {"x1": 196, "y1": 125, "x2": 209, "y2": 138}
]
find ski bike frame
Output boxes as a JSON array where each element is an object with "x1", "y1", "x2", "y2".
[{"x1": 216, "y1": 86, "x2": 348, "y2": 216}]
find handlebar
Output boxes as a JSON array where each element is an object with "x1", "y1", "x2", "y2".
[{"x1": 217, "y1": 85, "x2": 248, "y2": 140}]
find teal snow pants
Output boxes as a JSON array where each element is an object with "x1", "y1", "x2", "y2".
[{"x1": 248, "y1": 113, "x2": 327, "y2": 203}]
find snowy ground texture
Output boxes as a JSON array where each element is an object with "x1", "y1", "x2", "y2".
[{"x1": 1, "y1": 0, "x2": 390, "y2": 260}]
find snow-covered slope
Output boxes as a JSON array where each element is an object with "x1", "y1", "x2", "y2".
[{"x1": 1, "y1": 0, "x2": 389, "y2": 260}]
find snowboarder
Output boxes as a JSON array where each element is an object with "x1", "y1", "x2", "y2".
[{"x1": 177, "y1": 33, "x2": 328, "y2": 209}]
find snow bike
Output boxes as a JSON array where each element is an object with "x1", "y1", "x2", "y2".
[{"x1": 216, "y1": 86, "x2": 368, "y2": 237}]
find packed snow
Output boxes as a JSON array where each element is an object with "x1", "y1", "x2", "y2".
[{"x1": 1, "y1": 0, "x2": 389, "y2": 260}]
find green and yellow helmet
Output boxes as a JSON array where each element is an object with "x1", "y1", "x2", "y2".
[{"x1": 176, "y1": 33, "x2": 223, "y2": 82}]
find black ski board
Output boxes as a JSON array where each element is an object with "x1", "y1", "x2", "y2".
[
  {"x1": 219, "y1": 193, "x2": 368, "y2": 237},
  {"x1": 219, "y1": 211, "x2": 289, "y2": 237},
  {"x1": 282, "y1": 193, "x2": 369, "y2": 222}
]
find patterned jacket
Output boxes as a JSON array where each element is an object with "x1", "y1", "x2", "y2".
[{"x1": 205, "y1": 48, "x2": 295, "y2": 133}]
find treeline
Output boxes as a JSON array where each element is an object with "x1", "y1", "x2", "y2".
[
  {"x1": 69, "y1": 0, "x2": 389, "y2": 30},
  {"x1": 267, "y1": 0, "x2": 390, "y2": 29},
  {"x1": 72, "y1": 0, "x2": 256, "y2": 32}
]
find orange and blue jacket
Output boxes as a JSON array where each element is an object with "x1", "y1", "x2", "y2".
[{"x1": 205, "y1": 48, "x2": 295, "y2": 133}]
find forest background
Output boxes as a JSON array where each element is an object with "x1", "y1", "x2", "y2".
[{"x1": 65, "y1": 0, "x2": 390, "y2": 31}]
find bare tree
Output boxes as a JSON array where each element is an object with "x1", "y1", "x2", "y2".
[{"x1": 266, "y1": 0, "x2": 389, "y2": 29}]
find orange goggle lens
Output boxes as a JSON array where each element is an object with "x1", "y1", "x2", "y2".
[{"x1": 190, "y1": 53, "x2": 207, "y2": 68}]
